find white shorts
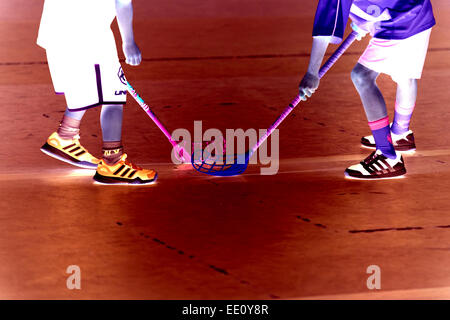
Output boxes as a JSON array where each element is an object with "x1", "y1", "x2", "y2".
[
  {"x1": 46, "y1": 45, "x2": 127, "y2": 111},
  {"x1": 358, "y1": 28, "x2": 432, "y2": 83}
]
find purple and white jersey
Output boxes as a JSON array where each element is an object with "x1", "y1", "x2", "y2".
[{"x1": 312, "y1": 0, "x2": 435, "y2": 43}]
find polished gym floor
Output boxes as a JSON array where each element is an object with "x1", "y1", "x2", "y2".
[{"x1": 0, "y1": 0, "x2": 449, "y2": 299}]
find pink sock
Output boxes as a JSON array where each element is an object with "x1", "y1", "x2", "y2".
[{"x1": 368, "y1": 116, "x2": 396, "y2": 159}]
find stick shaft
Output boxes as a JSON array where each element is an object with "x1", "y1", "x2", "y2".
[
  {"x1": 318, "y1": 31, "x2": 359, "y2": 78},
  {"x1": 251, "y1": 31, "x2": 359, "y2": 155},
  {"x1": 125, "y1": 81, "x2": 177, "y2": 147}
]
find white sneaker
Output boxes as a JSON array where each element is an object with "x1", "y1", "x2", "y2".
[{"x1": 345, "y1": 150, "x2": 406, "y2": 180}]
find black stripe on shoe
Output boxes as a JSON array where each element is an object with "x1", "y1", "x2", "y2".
[
  {"x1": 380, "y1": 158, "x2": 393, "y2": 172},
  {"x1": 63, "y1": 143, "x2": 77, "y2": 150},
  {"x1": 113, "y1": 165, "x2": 126, "y2": 175},
  {"x1": 75, "y1": 150, "x2": 86, "y2": 157},
  {"x1": 120, "y1": 168, "x2": 131, "y2": 177},
  {"x1": 372, "y1": 163, "x2": 383, "y2": 174},
  {"x1": 69, "y1": 146, "x2": 81, "y2": 153},
  {"x1": 360, "y1": 161, "x2": 375, "y2": 175},
  {"x1": 128, "y1": 170, "x2": 137, "y2": 178},
  {"x1": 369, "y1": 163, "x2": 381, "y2": 173}
]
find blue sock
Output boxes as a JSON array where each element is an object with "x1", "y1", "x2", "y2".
[{"x1": 368, "y1": 116, "x2": 396, "y2": 159}]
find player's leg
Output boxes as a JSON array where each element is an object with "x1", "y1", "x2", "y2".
[
  {"x1": 392, "y1": 78, "x2": 417, "y2": 134},
  {"x1": 388, "y1": 78, "x2": 418, "y2": 151},
  {"x1": 345, "y1": 63, "x2": 405, "y2": 179},
  {"x1": 94, "y1": 103, "x2": 157, "y2": 185},
  {"x1": 351, "y1": 63, "x2": 396, "y2": 159},
  {"x1": 360, "y1": 28, "x2": 432, "y2": 154},
  {"x1": 361, "y1": 78, "x2": 418, "y2": 152},
  {"x1": 40, "y1": 50, "x2": 100, "y2": 169},
  {"x1": 100, "y1": 104, "x2": 124, "y2": 164}
]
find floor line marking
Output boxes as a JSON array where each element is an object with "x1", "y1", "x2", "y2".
[
  {"x1": 348, "y1": 225, "x2": 450, "y2": 234},
  {"x1": 1, "y1": 47, "x2": 448, "y2": 66},
  {"x1": 291, "y1": 286, "x2": 450, "y2": 300},
  {"x1": 1, "y1": 148, "x2": 450, "y2": 181}
]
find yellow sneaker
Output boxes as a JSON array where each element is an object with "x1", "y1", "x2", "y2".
[
  {"x1": 40, "y1": 132, "x2": 100, "y2": 169},
  {"x1": 93, "y1": 154, "x2": 157, "y2": 185}
]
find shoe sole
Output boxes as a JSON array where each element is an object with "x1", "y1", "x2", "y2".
[
  {"x1": 93, "y1": 172, "x2": 158, "y2": 185},
  {"x1": 93, "y1": 180, "x2": 157, "y2": 186},
  {"x1": 40, "y1": 144, "x2": 97, "y2": 170},
  {"x1": 360, "y1": 144, "x2": 416, "y2": 154},
  {"x1": 344, "y1": 170, "x2": 406, "y2": 180}
]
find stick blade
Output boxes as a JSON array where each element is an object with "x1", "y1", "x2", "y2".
[{"x1": 191, "y1": 153, "x2": 249, "y2": 177}]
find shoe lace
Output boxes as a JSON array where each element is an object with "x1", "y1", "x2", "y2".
[
  {"x1": 124, "y1": 158, "x2": 142, "y2": 170},
  {"x1": 363, "y1": 151, "x2": 382, "y2": 165}
]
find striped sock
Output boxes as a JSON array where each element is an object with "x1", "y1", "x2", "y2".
[
  {"x1": 57, "y1": 115, "x2": 81, "y2": 140},
  {"x1": 368, "y1": 116, "x2": 396, "y2": 159},
  {"x1": 391, "y1": 103, "x2": 415, "y2": 135},
  {"x1": 102, "y1": 141, "x2": 123, "y2": 165}
]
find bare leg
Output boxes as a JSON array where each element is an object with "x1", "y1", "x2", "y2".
[
  {"x1": 351, "y1": 63, "x2": 396, "y2": 159},
  {"x1": 100, "y1": 104, "x2": 123, "y2": 142},
  {"x1": 100, "y1": 104, "x2": 124, "y2": 164},
  {"x1": 392, "y1": 79, "x2": 418, "y2": 135},
  {"x1": 351, "y1": 63, "x2": 387, "y2": 121}
]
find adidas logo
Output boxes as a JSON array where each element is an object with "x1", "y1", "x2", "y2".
[{"x1": 62, "y1": 143, "x2": 86, "y2": 157}]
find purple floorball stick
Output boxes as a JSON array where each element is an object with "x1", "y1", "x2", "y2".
[{"x1": 192, "y1": 27, "x2": 366, "y2": 177}]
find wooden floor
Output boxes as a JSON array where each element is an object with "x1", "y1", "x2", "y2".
[{"x1": 0, "y1": 0, "x2": 449, "y2": 299}]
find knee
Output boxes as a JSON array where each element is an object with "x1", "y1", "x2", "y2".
[{"x1": 351, "y1": 64, "x2": 377, "y2": 90}]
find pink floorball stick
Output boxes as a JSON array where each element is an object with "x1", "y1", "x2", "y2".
[{"x1": 119, "y1": 70, "x2": 191, "y2": 163}]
